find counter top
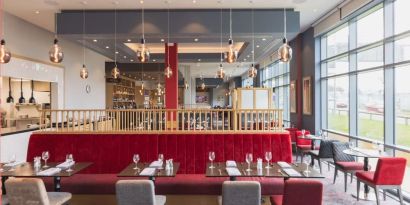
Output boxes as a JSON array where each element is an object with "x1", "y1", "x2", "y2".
[{"x1": 1, "y1": 127, "x2": 39, "y2": 137}]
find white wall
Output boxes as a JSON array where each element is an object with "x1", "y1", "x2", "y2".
[
  {"x1": 212, "y1": 85, "x2": 228, "y2": 107},
  {"x1": 3, "y1": 12, "x2": 109, "y2": 109}
]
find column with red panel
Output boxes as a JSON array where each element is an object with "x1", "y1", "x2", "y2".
[{"x1": 165, "y1": 43, "x2": 178, "y2": 129}]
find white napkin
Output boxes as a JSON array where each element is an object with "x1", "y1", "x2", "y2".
[
  {"x1": 4, "y1": 161, "x2": 25, "y2": 167},
  {"x1": 225, "y1": 167, "x2": 241, "y2": 176},
  {"x1": 277, "y1": 161, "x2": 292, "y2": 168},
  {"x1": 37, "y1": 168, "x2": 61, "y2": 176},
  {"x1": 149, "y1": 161, "x2": 163, "y2": 168},
  {"x1": 225, "y1": 160, "x2": 237, "y2": 167},
  {"x1": 282, "y1": 168, "x2": 302, "y2": 177},
  {"x1": 56, "y1": 161, "x2": 75, "y2": 169},
  {"x1": 139, "y1": 168, "x2": 156, "y2": 176}
]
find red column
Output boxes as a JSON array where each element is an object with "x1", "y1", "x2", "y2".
[{"x1": 165, "y1": 43, "x2": 178, "y2": 128}]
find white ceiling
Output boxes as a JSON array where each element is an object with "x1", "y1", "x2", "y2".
[
  {"x1": 4, "y1": 0, "x2": 344, "y2": 32},
  {"x1": 183, "y1": 62, "x2": 251, "y2": 79}
]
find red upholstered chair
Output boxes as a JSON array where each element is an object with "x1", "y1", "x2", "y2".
[
  {"x1": 270, "y1": 179, "x2": 323, "y2": 205},
  {"x1": 295, "y1": 130, "x2": 312, "y2": 162},
  {"x1": 356, "y1": 157, "x2": 407, "y2": 205}
]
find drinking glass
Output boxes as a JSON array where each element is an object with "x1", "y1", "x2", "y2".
[
  {"x1": 8, "y1": 154, "x2": 16, "y2": 171},
  {"x1": 158, "y1": 154, "x2": 164, "y2": 169},
  {"x1": 303, "y1": 155, "x2": 311, "y2": 175},
  {"x1": 265, "y1": 152, "x2": 272, "y2": 169},
  {"x1": 317, "y1": 130, "x2": 323, "y2": 138},
  {"x1": 133, "y1": 154, "x2": 140, "y2": 170},
  {"x1": 245, "y1": 153, "x2": 253, "y2": 172},
  {"x1": 301, "y1": 129, "x2": 306, "y2": 137},
  {"x1": 209, "y1": 151, "x2": 216, "y2": 169},
  {"x1": 42, "y1": 151, "x2": 50, "y2": 168},
  {"x1": 66, "y1": 154, "x2": 74, "y2": 172}
]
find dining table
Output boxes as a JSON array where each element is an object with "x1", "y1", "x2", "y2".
[
  {"x1": 118, "y1": 162, "x2": 180, "y2": 182},
  {"x1": 298, "y1": 134, "x2": 324, "y2": 150}
]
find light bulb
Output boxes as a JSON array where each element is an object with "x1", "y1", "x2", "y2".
[
  {"x1": 224, "y1": 39, "x2": 238, "y2": 63},
  {"x1": 201, "y1": 82, "x2": 206, "y2": 90},
  {"x1": 278, "y1": 38, "x2": 293, "y2": 62},
  {"x1": 49, "y1": 38, "x2": 64, "y2": 63},
  {"x1": 137, "y1": 38, "x2": 150, "y2": 62},
  {"x1": 248, "y1": 64, "x2": 258, "y2": 78},
  {"x1": 0, "y1": 39, "x2": 11, "y2": 64},
  {"x1": 111, "y1": 66, "x2": 120, "y2": 79},
  {"x1": 80, "y1": 64, "x2": 89, "y2": 79},
  {"x1": 216, "y1": 64, "x2": 225, "y2": 79},
  {"x1": 164, "y1": 65, "x2": 173, "y2": 78},
  {"x1": 141, "y1": 82, "x2": 144, "y2": 90},
  {"x1": 184, "y1": 81, "x2": 189, "y2": 90}
]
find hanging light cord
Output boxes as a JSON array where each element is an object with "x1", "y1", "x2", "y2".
[
  {"x1": 229, "y1": 8, "x2": 232, "y2": 40},
  {"x1": 142, "y1": 3, "x2": 145, "y2": 39},
  {"x1": 252, "y1": 8, "x2": 255, "y2": 64},
  {"x1": 54, "y1": 13, "x2": 58, "y2": 39},
  {"x1": 82, "y1": 7, "x2": 86, "y2": 66},
  {"x1": 220, "y1": 8, "x2": 223, "y2": 63},
  {"x1": 167, "y1": 2, "x2": 170, "y2": 67},
  {"x1": 114, "y1": 4, "x2": 117, "y2": 67},
  {"x1": 284, "y1": 8, "x2": 287, "y2": 39}
]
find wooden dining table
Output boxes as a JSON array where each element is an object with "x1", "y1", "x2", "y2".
[{"x1": 118, "y1": 162, "x2": 180, "y2": 182}]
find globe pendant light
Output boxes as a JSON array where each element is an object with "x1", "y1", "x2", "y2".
[
  {"x1": 0, "y1": 39, "x2": 11, "y2": 64},
  {"x1": 49, "y1": 14, "x2": 63, "y2": 63},
  {"x1": 217, "y1": 9, "x2": 226, "y2": 79},
  {"x1": 248, "y1": 8, "x2": 257, "y2": 78},
  {"x1": 6, "y1": 77, "x2": 14, "y2": 103},
  {"x1": 200, "y1": 82, "x2": 206, "y2": 90},
  {"x1": 111, "y1": 2, "x2": 121, "y2": 79},
  {"x1": 18, "y1": 78, "x2": 25, "y2": 104},
  {"x1": 80, "y1": 4, "x2": 89, "y2": 79},
  {"x1": 224, "y1": 8, "x2": 238, "y2": 63},
  {"x1": 137, "y1": 5, "x2": 150, "y2": 63},
  {"x1": 80, "y1": 64, "x2": 89, "y2": 79},
  {"x1": 164, "y1": 5, "x2": 173, "y2": 78},
  {"x1": 278, "y1": 8, "x2": 292, "y2": 62},
  {"x1": 29, "y1": 80, "x2": 36, "y2": 104},
  {"x1": 216, "y1": 64, "x2": 225, "y2": 79}
]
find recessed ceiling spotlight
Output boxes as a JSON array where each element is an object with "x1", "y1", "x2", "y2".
[
  {"x1": 123, "y1": 56, "x2": 127, "y2": 59},
  {"x1": 256, "y1": 45, "x2": 260, "y2": 48},
  {"x1": 247, "y1": 55, "x2": 250, "y2": 58},
  {"x1": 105, "y1": 46, "x2": 110, "y2": 49},
  {"x1": 198, "y1": 59, "x2": 201, "y2": 62},
  {"x1": 115, "y1": 51, "x2": 119, "y2": 54},
  {"x1": 130, "y1": 59, "x2": 134, "y2": 62},
  {"x1": 35, "y1": 10, "x2": 40, "y2": 14},
  {"x1": 262, "y1": 38, "x2": 266, "y2": 41},
  {"x1": 244, "y1": 58, "x2": 247, "y2": 61},
  {"x1": 140, "y1": 0, "x2": 144, "y2": 4},
  {"x1": 194, "y1": 38, "x2": 199, "y2": 42},
  {"x1": 153, "y1": 59, "x2": 157, "y2": 62},
  {"x1": 161, "y1": 39, "x2": 165, "y2": 42},
  {"x1": 127, "y1": 39, "x2": 131, "y2": 42},
  {"x1": 93, "y1": 39, "x2": 98, "y2": 42}
]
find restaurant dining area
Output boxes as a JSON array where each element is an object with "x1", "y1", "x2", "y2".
[{"x1": 1, "y1": 0, "x2": 410, "y2": 204}]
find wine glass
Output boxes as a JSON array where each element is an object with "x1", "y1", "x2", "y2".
[
  {"x1": 133, "y1": 154, "x2": 140, "y2": 170},
  {"x1": 42, "y1": 151, "x2": 50, "y2": 168},
  {"x1": 265, "y1": 152, "x2": 272, "y2": 169},
  {"x1": 66, "y1": 154, "x2": 74, "y2": 172},
  {"x1": 317, "y1": 130, "x2": 323, "y2": 138},
  {"x1": 209, "y1": 151, "x2": 216, "y2": 169},
  {"x1": 158, "y1": 154, "x2": 164, "y2": 169},
  {"x1": 8, "y1": 154, "x2": 16, "y2": 172},
  {"x1": 303, "y1": 155, "x2": 311, "y2": 176},
  {"x1": 245, "y1": 153, "x2": 253, "y2": 172},
  {"x1": 301, "y1": 129, "x2": 306, "y2": 137}
]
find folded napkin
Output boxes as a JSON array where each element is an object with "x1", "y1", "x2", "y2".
[
  {"x1": 37, "y1": 168, "x2": 61, "y2": 176},
  {"x1": 149, "y1": 161, "x2": 163, "y2": 168},
  {"x1": 282, "y1": 168, "x2": 302, "y2": 177},
  {"x1": 225, "y1": 160, "x2": 237, "y2": 167},
  {"x1": 4, "y1": 161, "x2": 25, "y2": 167},
  {"x1": 139, "y1": 168, "x2": 156, "y2": 176},
  {"x1": 56, "y1": 161, "x2": 75, "y2": 169},
  {"x1": 225, "y1": 167, "x2": 241, "y2": 176},
  {"x1": 277, "y1": 161, "x2": 292, "y2": 168}
]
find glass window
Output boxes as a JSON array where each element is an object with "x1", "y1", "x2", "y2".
[
  {"x1": 395, "y1": 0, "x2": 410, "y2": 35},
  {"x1": 327, "y1": 26, "x2": 349, "y2": 58},
  {"x1": 395, "y1": 36, "x2": 410, "y2": 63},
  {"x1": 357, "y1": 8, "x2": 384, "y2": 47},
  {"x1": 357, "y1": 46, "x2": 384, "y2": 70},
  {"x1": 327, "y1": 76, "x2": 349, "y2": 133},
  {"x1": 326, "y1": 56, "x2": 349, "y2": 76},
  {"x1": 357, "y1": 70, "x2": 384, "y2": 141},
  {"x1": 395, "y1": 150, "x2": 410, "y2": 194},
  {"x1": 395, "y1": 65, "x2": 410, "y2": 148}
]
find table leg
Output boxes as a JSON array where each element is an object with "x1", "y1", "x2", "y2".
[
  {"x1": 54, "y1": 176, "x2": 61, "y2": 192},
  {"x1": 351, "y1": 157, "x2": 376, "y2": 201},
  {"x1": 2, "y1": 176, "x2": 8, "y2": 195}
]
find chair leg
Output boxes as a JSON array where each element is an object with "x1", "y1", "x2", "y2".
[
  {"x1": 301, "y1": 153, "x2": 304, "y2": 163},
  {"x1": 374, "y1": 187, "x2": 380, "y2": 205},
  {"x1": 333, "y1": 167, "x2": 338, "y2": 184},
  {"x1": 383, "y1": 190, "x2": 386, "y2": 201},
  {"x1": 351, "y1": 172, "x2": 353, "y2": 183},
  {"x1": 344, "y1": 172, "x2": 347, "y2": 192},
  {"x1": 318, "y1": 159, "x2": 322, "y2": 174},
  {"x1": 398, "y1": 187, "x2": 404, "y2": 205},
  {"x1": 295, "y1": 148, "x2": 299, "y2": 162},
  {"x1": 327, "y1": 162, "x2": 330, "y2": 171},
  {"x1": 356, "y1": 180, "x2": 360, "y2": 201}
]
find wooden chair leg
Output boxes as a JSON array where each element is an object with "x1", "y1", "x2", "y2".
[
  {"x1": 344, "y1": 172, "x2": 347, "y2": 192},
  {"x1": 356, "y1": 180, "x2": 360, "y2": 201},
  {"x1": 398, "y1": 187, "x2": 404, "y2": 205},
  {"x1": 333, "y1": 167, "x2": 338, "y2": 184},
  {"x1": 374, "y1": 187, "x2": 380, "y2": 205}
]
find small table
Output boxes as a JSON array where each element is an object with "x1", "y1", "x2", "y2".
[
  {"x1": 205, "y1": 162, "x2": 323, "y2": 181},
  {"x1": 298, "y1": 135, "x2": 323, "y2": 150},
  {"x1": 343, "y1": 148, "x2": 389, "y2": 200},
  {"x1": 1, "y1": 162, "x2": 92, "y2": 193},
  {"x1": 118, "y1": 162, "x2": 180, "y2": 182}
]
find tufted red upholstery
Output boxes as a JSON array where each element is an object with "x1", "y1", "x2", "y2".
[
  {"x1": 295, "y1": 130, "x2": 311, "y2": 146},
  {"x1": 356, "y1": 157, "x2": 407, "y2": 186},
  {"x1": 285, "y1": 128, "x2": 298, "y2": 143},
  {"x1": 270, "y1": 179, "x2": 323, "y2": 205},
  {"x1": 335, "y1": 161, "x2": 364, "y2": 171}
]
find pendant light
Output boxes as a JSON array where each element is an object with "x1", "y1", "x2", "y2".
[
  {"x1": 18, "y1": 78, "x2": 25, "y2": 104},
  {"x1": 278, "y1": 8, "x2": 292, "y2": 62},
  {"x1": 140, "y1": 64, "x2": 145, "y2": 93},
  {"x1": 184, "y1": 67, "x2": 189, "y2": 90},
  {"x1": 224, "y1": 8, "x2": 237, "y2": 63},
  {"x1": 164, "y1": 4, "x2": 172, "y2": 78},
  {"x1": 137, "y1": 2, "x2": 150, "y2": 62},
  {"x1": 80, "y1": 3, "x2": 89, "y2": 79},
  {"x1": 216, "y1": 9, "x2": 225, "y2": 79},
  {"x1": 0, "y1": 0, "x2": 11, "y2": 64},
  {"x1": 248, "y1": 8, "x2": 257, "y2": 78},
  {"x1": 111, "y1": 2, "x2": 120, "y2": 79},
  {"x1": 6, "y1": 77, "x2": 14, "y2": 103},
  {"x1": 199, "y1": 74, "x2": 206, "y2": 90},
  {"x1": 29, "y1": 80, "x2": 36, "y2": 104},
  {"x1": 49, "y1": 13, "x2": 64, "y2": 63}
]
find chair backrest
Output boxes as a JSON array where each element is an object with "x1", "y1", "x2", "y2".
[
  {"x1": 116, "y1": 180, "x2": 156, "y2": 205},
  {"x1": 222, "y1": 181, "x2": 261, "y2": 205},
  {"x1": 283, "y1": 179, "x2": 323, "y2": 205},
  {"x1": 331, "y1": 142, "x2": 355, "y2": 162},
  {"x1": 295, "y1": 130, "x2": 311, "y2": 146},
  {"x1": 318, "y1": 140, "x2": 338, "y2": 158},
  {"x1": 374, "y1": 157, "x2": 407, "y2": 185},
  {"x1": 5, "y1": 177, "x2": 50, "y2": 205}
]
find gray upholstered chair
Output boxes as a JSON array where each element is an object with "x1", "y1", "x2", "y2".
[
  {"x1": 5, "y1": 177, "x2": 72, "y2": 205},
  {"x1": 116, "y1": 180, "x2": 166, "y2": 205},
  {"x1": 218, "y1": 181, "x2": 261, "y2": 205},
  {"x1": 308, "y1": 139, "x2": 338, "y2": 173}
]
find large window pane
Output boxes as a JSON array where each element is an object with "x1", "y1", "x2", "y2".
[
  {"x1": 327, "y1": 76, "x2": 349, "y2": 133},
  {"x1": 396, "y1": 150, "x2": 410, "y2": 194},
  {"x1": 327, "y1": 56, "x2": 349, "y2": 76},
  {"x1": 357, "y1": 46, "x2": 384, "y2": 70},
  {"x1": 357, "y1": 8, "x2": 384, "y2": 47},
  {"x1": 395, "y1": 36, "x2": 410, "y2": 63},
  {"x1": 358, "y1": 70, "x2": 384, "y2": 141},
  {"x1": 327, "y1": 26, "x2": 349, "y2": 58},
  {"x1": 395, "y1": 65, "x2": 410, "y2": 148},
  {"x1": 395, "y1": 0, "x2": 410, "y2": 35}
]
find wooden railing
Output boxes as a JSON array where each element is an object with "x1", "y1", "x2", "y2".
[{"x1": 39, "y1": 109, "x2": 283, "y2": 133}]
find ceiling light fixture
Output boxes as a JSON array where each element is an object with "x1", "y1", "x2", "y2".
[
  {"x1": 127, "y1": 39, "x2": 131, "y2": 42},
  {"x1": 18, "y1": 78, "x2": 25, "y2": 103},
  {"x1": 248, "y1": 8, "x2": 257, "y2": 78},
  {"x1": 216, "y1": 8, "x2": 225, "y2": 79},
  {"x1": 48, "y1": 21, "x2": 64, "y2": 65},
  {"x1": 194, "y1": 38, "x2": 199, "y2": 42},
  {"x1": 0, "y1": 0, "x2": 11, "y2": 64},
  {"x1": 224, "y1": 8, "x2": 238, "y2": 63},
  {"x1": 164, "y1": 2, "x2": 173, "y2": 79},
  {"x1": 262, "y1": 38, "x2": 266, "y2": 41},
  {"x1": 137, "y1": 2, "x2": 150, "y2": 62},
  {"x1": 35, "y1": 10, "x2": 40, "y2": 14},
  {"x1": 111, "y1": 2, "x2": 121, "y2": 79},
  {"x1": 105, "y1": 46, "x2": 110, "y2": 49},
  {"x1": 161, "y1": 38, "x2": 165, "y2": 42},
  {"x1": 80, "y1": 2, "x2": 89, "y2": 79},
  {"x1": 93, "y1": 39, "x2": 98, "y2": 42},
  {"x1": 6, "y1": 77, "x2": 14, "y2": 103},
  {"x1": 29, "y1": 80, "x2": 36, "y2": 103},
  {"x1": 278, "y1": 8, "x2": 292, "y2": 62}
]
